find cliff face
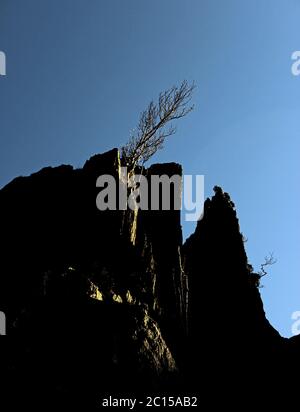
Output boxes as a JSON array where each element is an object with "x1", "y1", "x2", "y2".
[
  {"x1": 183, "y1": 187, "x2": 284, "y2": 405},
  {"x1": 0, "y1": 149, "x2": 299, "y2": 408}
]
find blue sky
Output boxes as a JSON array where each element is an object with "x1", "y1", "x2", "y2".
[{"x1": 0, "y1": 0, "x2": 300, "y2": 337}]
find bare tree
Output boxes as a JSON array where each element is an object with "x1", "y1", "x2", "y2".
[
  {"x1": 258, "y1": 253, "x2": 277, "y2": 278},
  {"x1": 121, "y1": 80, "x2": 195, "y2": 171},
  {"x1": 248, "y1": 253, "x2": 277, "y2": 288}
]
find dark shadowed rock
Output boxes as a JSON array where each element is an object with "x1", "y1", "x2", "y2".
[{"x1": 0, "y1": 151, "x2": 299, "y2": 408}]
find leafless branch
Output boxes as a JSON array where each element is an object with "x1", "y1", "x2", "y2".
[
  {"x1": 259, "y1": 253, "x2": 277, "y2": 277},
  {"x1": 121, "y1": 80, "x2": 196, "y2": 170}
]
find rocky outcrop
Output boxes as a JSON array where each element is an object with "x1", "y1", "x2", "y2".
[
  {"x1": 0, "y1": 150, "x2": 299, "y2": 408},
  {"x1": 183, "y1": 186, "x2": 287, "y2": 407}
]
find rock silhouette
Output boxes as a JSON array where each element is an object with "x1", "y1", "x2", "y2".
[{"x1": 0, "y1": 149, "x2": 299, "y2": 409}]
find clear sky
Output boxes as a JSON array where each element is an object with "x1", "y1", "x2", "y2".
[{"x1": 0, "y1": 0, "x2": 300, "y2": 337}]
